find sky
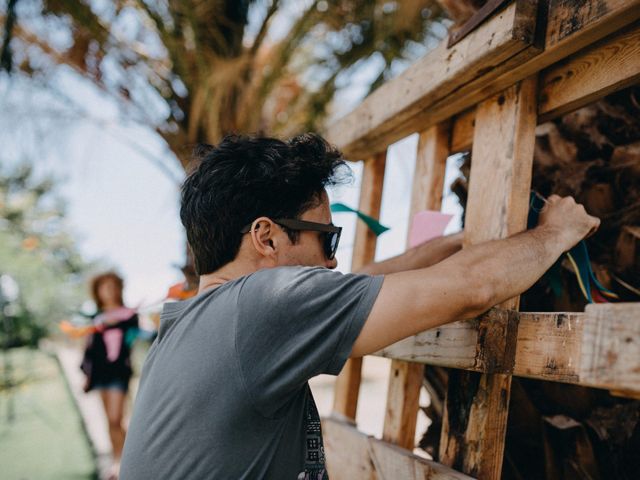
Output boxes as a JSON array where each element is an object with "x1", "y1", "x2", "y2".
[{"x1": 0, "y1": 2, "x2": 463, "y2": 308}]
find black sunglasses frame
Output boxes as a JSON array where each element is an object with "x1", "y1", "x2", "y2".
[{"x1": 241, "y1": 218, "x2": 342, "y2": 260}]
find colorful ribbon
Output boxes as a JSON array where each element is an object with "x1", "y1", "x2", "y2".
[
  {"x1": 330, "y1": 202, "x2": 390, "y2": 236},
  {"x1": 528, "y1": 192, "x2": 619, "y2": 303}
]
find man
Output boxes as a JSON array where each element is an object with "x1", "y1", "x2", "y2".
[{"x1": 120, "y1": 134, "x2": 599, "y2": 479}]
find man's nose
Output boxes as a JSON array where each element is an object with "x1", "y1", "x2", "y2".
[{"x1": 326, "y1": 257, "x2": 338, "y2": 269}]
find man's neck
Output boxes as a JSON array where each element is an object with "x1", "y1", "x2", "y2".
[{"x1": 197, "y1": 261, "x2": 261, "y2": 294}]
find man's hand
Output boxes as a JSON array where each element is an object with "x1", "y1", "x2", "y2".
[{"x1": 537, "y1": 195, "x2": 600, "y2": 251}]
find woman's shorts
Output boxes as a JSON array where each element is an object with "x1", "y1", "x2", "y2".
[{"x1": 92, "y1": 379, "x2": 129, "y2": 392}]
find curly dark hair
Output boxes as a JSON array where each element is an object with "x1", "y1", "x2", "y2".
[{"x1": 180, "y1": 133, "x2": 349, "y2": 275}]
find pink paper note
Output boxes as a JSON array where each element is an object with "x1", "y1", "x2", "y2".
[{"x1": 408, "y1": 210, "x2": 453, "y2": 247}]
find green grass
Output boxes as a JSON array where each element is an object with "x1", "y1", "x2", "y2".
[{"x1": 0, "y1": 347, "x2": 97, "y2": 480}]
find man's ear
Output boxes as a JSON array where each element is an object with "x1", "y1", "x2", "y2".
[{"x1": 249, "y1": 217, "x2": 278, "y2": 260}]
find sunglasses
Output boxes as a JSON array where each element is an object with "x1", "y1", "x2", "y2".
[{"x1": 241, "y1": 218, "x2": 342, "y2": 260}]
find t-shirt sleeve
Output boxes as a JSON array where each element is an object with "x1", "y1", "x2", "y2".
[{"x1": 235, "y1": 266, "x2": 384, "y2": 417}]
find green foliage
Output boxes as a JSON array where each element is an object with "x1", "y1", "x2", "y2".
[{"x1": 0, "y1": 164, "x2": 91, "y2": 347}]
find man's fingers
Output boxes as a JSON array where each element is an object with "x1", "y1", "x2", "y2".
[
  {"x1": 541, "y1": 194, "x2": 562, "y2": 212},
  {"x1": 584, "y1": 216, "x2": 600, "y2": 239}
]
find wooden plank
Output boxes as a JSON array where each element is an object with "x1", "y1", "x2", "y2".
[
  {"x1": 439, "y1": 77, "x2": 538, "y2": 479},
  {"x1": 332, "y1": 357, "x2": 364, "y2": 420},
  {"x1": 322, "y1": 417, "x2": 476, "y2": 480},
  {"x1": 539, "y1": 22, "x2": 640, "y2": 120},
  {"x1": 420, "y1": 23, "x2": 640, "y2": 153},
  {"x1": 410, "y1": 123, "x2": 450, "y2": 215},
  {"x1": 325, "y1": 0, "x2": 640, "y2": 159},
  {"x1": 383, "y1": 123, "x2": 451, "y2": 449},
  {"x1": 382, "y1": 360, "x2": 424, "y2": 449},
  {"x1": 376, "y1": 310, "x2": 580, "y2": 381},
  {"x1": 332, "y1": 151, "x2": 387, "y2": 419},
  {"x1": 450, "y1": 109, "x2": 475, "y2": 154},
  {"x1": 369, "y1": 437, "x2": 476, "y2": 480},
  {"x1": 461, "y1": 78, "x2": 538, "y2": 246},
  {"x1": 351, "y1": 151, "x2": 388, "y2": 271},
  {"x1": 323, "y1": 418, "x2": 376, "y2": 480},
  {"x1": 376, "y1": 318, "x2": 480, "y2": 370},
  {"x1": 324, "y1": 0, "x2": 538, "y2": 159},
  {"x1": 375, "y1": 305, "x2": 640, "y2": 394},
  {"x1": 395, "y1": 0, "x2": 640, "y2": 140},
  {"x1": 512, "y1": 311, "x2": 583, "y2": 382},
  {"x1": 448, "y1": 0, "x2": 512, "y2": 47},
  {"x1": 580, "y1": 303, "x2": 640, "y2": 391},
  {"x1": 544, "y1": 0, "x2": 638, "y2": 58}
]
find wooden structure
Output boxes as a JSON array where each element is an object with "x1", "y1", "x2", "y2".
[{"x1": 322, "y1": 1, "x2": 640, "y2": 479}]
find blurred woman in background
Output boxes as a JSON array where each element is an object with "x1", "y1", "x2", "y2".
[{"x1": 81, "y1": 272, "x2": 138, "y2": 480}]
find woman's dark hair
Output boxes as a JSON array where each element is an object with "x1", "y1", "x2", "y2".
[
  {"x1": 90, "y1": 272, "x2": 124, "y2": 311},
  {"x1": 180, "y1": 133, "x2": 348, "y2": 275}
]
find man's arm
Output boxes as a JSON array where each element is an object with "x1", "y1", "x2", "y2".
[
  {"x1": 350, "y1": 196, "x2": 600, "y2": 357},
  {"x1": 357, "y1": 232, "x2": 464, "y2": 275}
]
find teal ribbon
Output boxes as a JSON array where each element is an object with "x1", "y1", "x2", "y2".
[
  {"x1": 125, "y1": 327, "x2": 156, "y2": 347},
  {"x1": 569, "y1": 241, "x2": 618, "y2": 302},
  {"x1": 528, "y1": 192, "x2": 617, "y2": 303},
  {"x1": 330, "y1": 202, "x2": 390, "y2": 236}
]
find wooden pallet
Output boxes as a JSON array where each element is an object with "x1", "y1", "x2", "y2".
[{"x1": 322, "y1": 1, "x2": 640, "y2": 478}]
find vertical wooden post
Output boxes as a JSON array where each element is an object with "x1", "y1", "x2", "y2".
[
  {"x1": 332, "y1": 150, "x2": 387, "y2": 420},
  {"x1": 439, "y1": 77, "x2": 537, "y2": 479},
  {"x1": 382, "y1": 123, "x2": 450, "y2": 449}
]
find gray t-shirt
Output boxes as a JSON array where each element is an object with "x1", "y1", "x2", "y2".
[{"x1": 120, "y1": 266, "x2": 383, "y2": 479}]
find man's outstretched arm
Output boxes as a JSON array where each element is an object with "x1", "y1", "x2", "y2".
[
  {"x1": 357, "y1": 232, "x2": 464, "y2": 276},
  {"x1": 350, "y1": 196, "x2": 600, "y2": 357}
]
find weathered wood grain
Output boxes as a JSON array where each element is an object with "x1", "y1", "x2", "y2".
[
  {"x1": 439, "y1": 77, "x2": 538, "y2": 479},
  {"x1": 374, "y1": 304, "x2": 640, "y2": 394},
  {"x1": 383, "y1": 123, "x2": 451, "y2": 450},
  {"x1": 545, "y1": 0, "x2": 638, "y2": 56},
  {"x1": 323, "y1": 417, "x2": 377, "y2": 480},
  {"x1": 410, "y1": 124, "x2": 450, "y2": 217},
  {"x1": 450, "y1": 109, "x2": 475, "y2": 154},
  {"x1": 325, "y1": 0, "x2": 538, "y2": 159},
  {"x1": 383, "y1": 359, "x2": 425, "y2": 450},
  {"x1": 512, "y1": 311, "x2": 583, "y2": 382},
  {"x1": 580, "y1": 303, "x2": 640, "y2": 391},
  {"x1": 325, "y1": 0, "x2": 640, "y2": 159},
  {"x1": 445, "y1": 24, "x2": 640, "y2": 152},
  {"x1": 332, "y1": 151, "x2": 387, "y2": 420},
  {"x1": 539, "y1": 22, "x2": 640, "y2": 120},
  {"x1": 323, "y1": 417, "x2": 476, "y2": 480},
  {"x1": 351, "y1": 151, "x2": 388, "y2": 271},
  {"x1": 369, "y1": 437, "x2": 476, "y2": 480}
]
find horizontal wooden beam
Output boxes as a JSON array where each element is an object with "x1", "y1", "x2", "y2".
[
  {"x1": 325, "y1": 0, "x2": 640, "y2": 159},
  {"x1": 538, "y1": 21, "x2": 640, "y2": 121},
  {"x1": 579, "y1": 303, "x2": 640, "y2": 391},
  {"x1": 324, "y1": 0, "x2": 539, "y2": 159},
  {"x1": 322, "y1": 417, "x2": 475, "y2": 480},
  {"x1": 323, "y1": 416, "x2": 376, "y2": 479},
  {"x1": 437, "y1": 23, "x2": 640, "y2": 155},
  {"x1": 374, "y1": 303, "x2": 640, "y2": 393}
]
